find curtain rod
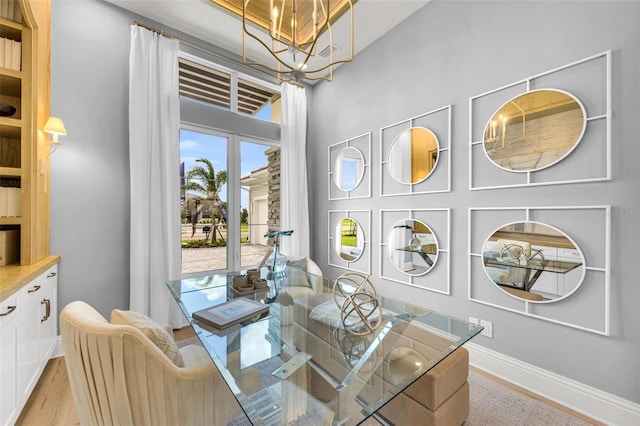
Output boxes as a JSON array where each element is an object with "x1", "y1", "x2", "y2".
[{"x1": 132, "y1": 20, "x2": 276, "y2": 81}]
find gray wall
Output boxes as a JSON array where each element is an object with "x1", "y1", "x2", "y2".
[
  {"x1": 308, "y1": 1, "x2": 639, "y2": 403},
  {"x1": 50, "y1": 0, "x2": 132, "y2": 319}
]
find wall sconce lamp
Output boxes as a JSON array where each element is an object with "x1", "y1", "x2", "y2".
[
  {"x1": 44, "y1": 116, "x2": 67, "y2": 146},
  {"x1": 41, "y1": 116, "x2": 67, "y2": 180}
]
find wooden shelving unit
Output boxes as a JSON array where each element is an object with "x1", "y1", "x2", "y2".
[{"x1": 0, "y1": 0, "x2": 51, "y2": 266}]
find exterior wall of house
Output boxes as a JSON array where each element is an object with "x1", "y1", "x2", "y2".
[{"x1": 308, "y1": 0, "x2": 640, "y2": 404}]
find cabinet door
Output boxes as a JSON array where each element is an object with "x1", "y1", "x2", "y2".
[
  {"x1": 39, "y1": 266, "x2": 58, "y2": 361},
  {"x1": 0, "y1": 294, "x2": 20, "y2": 426},
  {"x1": 18, "y1": 280, "x2": 43, "y2": 404}
]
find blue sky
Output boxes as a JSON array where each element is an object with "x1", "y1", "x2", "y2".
[{"x1": 180, "y1": 105, "x2": 273, "y2": 210}]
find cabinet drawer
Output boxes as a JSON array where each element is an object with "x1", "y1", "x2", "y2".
[{"x1": 21, "y1": 265, "x2": 57, "y2": 303}]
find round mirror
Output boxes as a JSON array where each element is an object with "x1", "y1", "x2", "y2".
[
  {"x1": 482, "y1": 221, "x2": 585, "y2": 303},
  {"x1": 333, "y1": 147, "x2": 365, "y2": 191},
  {"x1": 483, "y1": 89, "x2": 586, "y2": 172},
  {"x1": 387, "y1": 219, "x2": 438, "y2": 276},
  {"x1": 333, "y1": 218, "x2": 365, "y2": 262},
  {"x1": 387, "y1": 127, "x2": 440, "y2": 184}
]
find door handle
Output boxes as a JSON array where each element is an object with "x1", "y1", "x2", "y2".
[{"x1": 41, "y1": 299, "x2": 51, "y2": 322}]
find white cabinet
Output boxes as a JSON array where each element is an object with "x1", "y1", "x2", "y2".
[
  {"x1": 0, "y1": 293, "x2": 20, "y2": 425},
  {"x1": 0, "y1": 263, "x2": 58, "y2": 426},
  {"x1": 39, "y1": 269, "x2": 58, "y2": 362}
]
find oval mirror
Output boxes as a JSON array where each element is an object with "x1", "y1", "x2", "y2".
[
  {"x1": 483, "y1": 89, "x2": 586, "y2": 172},
  {"x1": 387, "y1": 219, "x2": 438, "y2": 276},
  {"x1": 387, "y1": 127, "x2": 440, "y2": 184},
  {"x1": 333, "y1": 147, "x2": 365, "y2": 191},
  {"x1": 482, "y1": 221, "x2": 585, "y2": 303},
  {"x1": 333, "y1": 218, "x2": 365, "y2": 262}
]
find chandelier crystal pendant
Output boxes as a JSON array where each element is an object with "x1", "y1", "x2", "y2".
[{"x1": 240, "y1": 0, "x2": 355, "y2": 84}]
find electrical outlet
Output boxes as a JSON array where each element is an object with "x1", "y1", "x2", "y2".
[
  {"x1": 480, "y1": 319, "x2": 493, "y2": 338},
  {"x1": 469, "y1": 317, "x2": 479, "y2": 332}
]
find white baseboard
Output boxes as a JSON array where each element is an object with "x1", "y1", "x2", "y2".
[
  {"x1": 52, "y1": 336, "x2": 64, "y2": 358},
  {"x1": 466, "y1": 342, "x2": 640, "y2": 426}
]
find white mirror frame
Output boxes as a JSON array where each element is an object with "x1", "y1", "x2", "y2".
[
  {"x1": 334, "y1": 147, "x2": 365, "y2": 191},
  {"x1": 329, "y1": 133, "x2": 371, "y2": 200},
  {"x1": 387, "y1": 127, "x2": 440, "y2": 185},
  {"x1": 380, "y1": 105, "x2": 451, "y2": 196},
  {"x1": 468, "y1": 206, "x2": 611, "y2": 336},
  {"x1": 469, "y1": 50, "x2": 611, "y2": 190},
  {"x1": 328, "y1": 210, "x2": 371, "y2": 274},
  {"x1": 387, "y1": 218, "x2": 440, "y2": 277},
  {"x1": 333, "y1": 217, "x2": 366, "y2": 263},
  {"x1": 379, "y1": 209, "x2": 450, "y2": 295},
  {"x1": 482, "y1": 89, "x2": 587, "y2": 173},
  {"x1": 481, "y1": 220, "x2": 586, "y2": 304}
]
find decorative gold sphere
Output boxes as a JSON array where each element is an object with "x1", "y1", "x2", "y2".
[{"x1": 332, "y1": 272, "x2": 382, "y2": 335}]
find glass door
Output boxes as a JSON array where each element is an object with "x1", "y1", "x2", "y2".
[
  {"x1": 180, "y1": 129, "x2": 279, "y2": 274},
  {"x1": 239, "y1": 140, "x2": 278, "y2": 269},
  {"x1": 180, "y1": 128, "x2": 229, "y2": 274}
]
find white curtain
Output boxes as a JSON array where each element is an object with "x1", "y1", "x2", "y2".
[
  {"x1": 279, "y1": 83, "x2": 310, "y2": 259},
  {"x1": 128, "y1": 26, "x2": 185, "y2": 327}
]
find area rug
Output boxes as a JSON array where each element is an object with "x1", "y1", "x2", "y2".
[{"x1": 465, "y1": 371, "x2": 592, "y2": 426}]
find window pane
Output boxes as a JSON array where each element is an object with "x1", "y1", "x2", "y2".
[
  {"x1": 240, "y1": 141, "x2": 278, "y2": 268},
  {"x1": 179, "y1": 58, "x2": 231, "y2": 111},
  {"x1": 180, "y1": 129, "x2": 228, "y2": 274},
  {"x1": 237, "y1": 78, "x2": 281, "y2": 123}
]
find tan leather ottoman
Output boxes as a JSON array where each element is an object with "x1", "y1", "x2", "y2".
[{"x1": 377, "y1": 347, "x2": 470, "y2": 426}]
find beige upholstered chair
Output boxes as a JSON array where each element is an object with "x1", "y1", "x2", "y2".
[
  {"x1": 60, "y1": 301, "x2": 241, "y2": 426},
  {"x1": 278, "y1": 257, "x2": 324, "y2": 326}
]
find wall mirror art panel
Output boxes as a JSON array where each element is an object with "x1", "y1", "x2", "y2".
[
  {"x1": 329, "y1": 133, "x2": 371, "y2": 200},
  {"x1": 333, "y1": 217, "x2": 365, "y2": 262},
  {"x1": 328, "y1": 210, "x2": 371, "y2": 274},
  {"x1": 469, "y1": 50, "x2": 610, "y2": 190},
  {"x1": 482, "y1": 221, "x2": 585, "y2": 303},
  {"x1": 334, "y1": 147, "x2": 365, "y2": 191},
  {"x1": 468, "y1": 206, "x2": 610, "y2": 335},
  {"x1": 483, "y1": 90, "x2": 586, "y2": 172},
  {"x1": 388, "y1": 127, "x2": 439, "y2": 184},
  {"x1": 380, "y1": 209, "x2": 450, "y2": 294},
  {"x1": 380, "y1": 105, "x2": 451, "y2": 196},
  {"x1": 388, "y1": 219, "x2": 439, "y2": 276}
]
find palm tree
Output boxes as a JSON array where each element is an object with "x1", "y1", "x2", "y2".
[{"x1": 183, "y1": 158, "x2": 227, "y2": 243}]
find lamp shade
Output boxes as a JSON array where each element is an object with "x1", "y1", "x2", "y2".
[{"x1": 44, "y1": 116, "x2": 67, "y2": 136}]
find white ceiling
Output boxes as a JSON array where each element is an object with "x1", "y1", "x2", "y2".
[{"x1": 105, "y1": 0, "x2": 430, "y2": 81}]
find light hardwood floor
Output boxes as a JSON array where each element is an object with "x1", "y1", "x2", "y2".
[{"x1": 16, "y1": 356, "x2": 79, "y2": 426}]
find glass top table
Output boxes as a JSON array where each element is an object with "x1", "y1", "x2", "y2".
[{"x1": 167, "y1": 267, "x2": 483, "y2": 425}]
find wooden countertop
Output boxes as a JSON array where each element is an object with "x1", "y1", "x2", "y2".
[{"x1": 0, "y1": 256, "x2": 61, "y2": 303}]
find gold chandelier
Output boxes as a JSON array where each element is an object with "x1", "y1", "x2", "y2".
[{"x1": 211, "y1": 0, "x2": 355, "y2": 83}]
